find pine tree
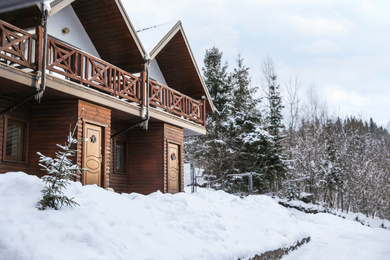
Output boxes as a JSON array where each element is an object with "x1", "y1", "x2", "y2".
[{"x1": 37, "y1": 118, "x2": 81, "y2": 210}]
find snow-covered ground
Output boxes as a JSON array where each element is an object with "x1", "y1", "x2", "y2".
[
  {"x1": 0, "y1": 172, "x2": 389, "y2": 260},
  {"x1": 284, "y1": 209, "x2": 390, "y2": 260}
]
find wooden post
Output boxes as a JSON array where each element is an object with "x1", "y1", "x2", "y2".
[
  {"x1": 140, "y1": 70, "x2": 146, "y2": 107},
  {"x1": 35, "y1": 18, "x2": 44, "y2": 72},
  {"x1": 202, "y1": 99, "x2": 206, "y2": 127}
]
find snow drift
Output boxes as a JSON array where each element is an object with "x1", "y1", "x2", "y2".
[
  {"x1": 1, "y1": 172, "x2": 390, "y2": 260},
  {"x1": 0, "y1": 172, "x2": 307, "y2": 260}
]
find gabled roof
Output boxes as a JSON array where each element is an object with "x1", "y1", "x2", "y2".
[{"x1": 139, "y1": 21, "x2": 214, "y2": 112}]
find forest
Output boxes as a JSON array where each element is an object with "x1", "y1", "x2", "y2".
[{"x1": 185, "y1": 47, "x2": 390, "y2": 220}]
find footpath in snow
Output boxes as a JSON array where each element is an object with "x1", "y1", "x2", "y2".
[{"x1": 0, "y1": 172, "x2": 389, "y2": 260}]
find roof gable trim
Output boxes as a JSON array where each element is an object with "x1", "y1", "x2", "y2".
[{"x1": 115, "y1": 0, "x2": 146, "y2": 58}]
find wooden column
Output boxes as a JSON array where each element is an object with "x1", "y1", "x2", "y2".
[
  {"x1": 202, "y1": 99, "x2": 207, "y2": 127},
  {"x1": 140, "y1": 70, "x2": 146, "y2": 107},
  {"x1": 34, "y1": 19, "x2": 44, "y2": 72}
]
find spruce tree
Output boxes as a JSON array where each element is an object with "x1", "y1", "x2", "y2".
[
  {"x1": 185, "y1": 47, "x2": 234, "y2": 188},
  {"x1": 226, "y1": 55, "x2": 267, "y2": 194},
  {"x1": 262, "y1": 57, "x2": 287, "y2": 193}
]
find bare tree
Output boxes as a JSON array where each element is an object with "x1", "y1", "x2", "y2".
[
  {"x1": 304, "y1": 83, "x2": 328, "y2": 124},
  {"x1": 284, "y1": 75, "x2": 303, "y2": 132}
]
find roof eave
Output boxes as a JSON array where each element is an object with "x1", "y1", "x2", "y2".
[{"x1": 115, "y1": 0, "x2": 146, "y2": 58}]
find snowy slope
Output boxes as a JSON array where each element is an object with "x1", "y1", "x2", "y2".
[
  {"x1": 0, "y1": 172, "x2": 389, "y2": 260},
  {"x1": 0, "y1": 172, "x2": 306, "y2": 260},
  {"x1": 284, "y1": 209, "x2": 390, "y2": 260}
]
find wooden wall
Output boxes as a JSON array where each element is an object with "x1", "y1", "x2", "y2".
[
  {"x1": 109, "y1": 121, "x2": 129, "y2": 193},
  {"x1": 127, "y1": 123, "x2": 165, "y2": 194},
  {"x1": 0, "y1": 98, "x2": 112, "y2": 190},
  {"x1": 29, "y1": 100, "x2": 79, "y2": 177},
  {"x1": 0, "y1": 97, "x2": 31, "y2": 173},
  {"x1": 126, "y1": 123, "x2": 184, "y2": 194},
  {"x1": 1, "y1": 95, "x2": 185, "y2": 195}
]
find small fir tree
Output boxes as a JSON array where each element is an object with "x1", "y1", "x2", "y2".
[{"x1": 37, "y1": 117, "x2": 81, "y2": 210}]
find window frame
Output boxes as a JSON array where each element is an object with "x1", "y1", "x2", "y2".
[
  {"x1": 114, "y1": 140, "x2": 126, "y2": 174},
  {"x1": 2, "y1": 117, "x2": 29, "y2": 163}
]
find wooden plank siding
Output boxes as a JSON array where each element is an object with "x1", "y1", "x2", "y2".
[
  {"x1": 1, "y1": 95, "x2": 185, "y2": 194},
  {"x1": 28, "y1": 100, "x2": 79, "y2": 177},
  {"x1": 109, "y1": 120, "x2": 129, "y2": 193},
  {"x1": 78, "y1": 100, "x2": 111, "y2": 188},
  {"x1": 127, "y1": 123, "x2": 165, "y2": 194},
  {"x1": 0, "y1": 97, "x2": 30, "y2": 173},
  {"x1": 126, "y1": 123, "x2": 184, "y2": 194},
  {"x1": 1, "y1": 98, "x2": 112, "y2": 189}
]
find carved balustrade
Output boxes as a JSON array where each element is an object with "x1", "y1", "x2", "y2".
[
  {"x1": 149, "y1": 79, "x2": 206, "y2": 126},
  {"x1": 47, "y1": 37, "x2": 143, "y2": 104},
  {"x1": 0, "y1": 20, "x2": 36, "y2": 70}
]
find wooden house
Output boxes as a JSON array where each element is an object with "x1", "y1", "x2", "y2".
[{"x1": 0, "y1": 0, "x2": 213, "y2": 194}]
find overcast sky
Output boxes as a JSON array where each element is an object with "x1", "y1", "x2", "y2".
[{"x1": 124, "y1": 0, "x2": 390, "y2": 127}]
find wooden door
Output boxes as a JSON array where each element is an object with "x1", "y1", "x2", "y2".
[
  {"x1": 168, "y1": 143, "x2": 180, "y2": 194},
  {"x1": 83, "y1": 123, "x2": 102, "y2": 186}
]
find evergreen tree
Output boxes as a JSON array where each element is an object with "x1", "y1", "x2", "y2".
[
  {"x1": 320, "y1": 120, "x2": 343, "y2": 208},
  {"x1": 37, "y1": 118, "x2": 81, "y2": 210},
  {"x1": 262, "y1": 57, "x2": 287, "y2": 193},
  {"x1": 185, "y1": 47, "x2": 234, "y2": 188},
  {"x1": 226, "y1": 55, "x2": 268, "y2": 194}
]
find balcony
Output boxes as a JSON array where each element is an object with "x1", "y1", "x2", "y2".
[{"x1": 0, "y1": 19, "x2": 206, "y2": 126}]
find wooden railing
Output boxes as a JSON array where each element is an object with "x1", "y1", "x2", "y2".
[
  {"x1": 47, "y1": 37, "x2": 143, "y2": 104},
  {"x1": 149, "y1": 79, "x2": 206, "y2": 126},
  {"x1": 0, "y1": 20, "x2": 36, "y2": 70},
  {"x1": 0, "y1": 19, "x2": 206, "y2": 126}
]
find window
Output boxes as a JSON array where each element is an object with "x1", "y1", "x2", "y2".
[
  {"x1": 115, "y1": 141, "x2": 126, "y2": 173},
  {"x1": 3, "y1": 119, "x2": 27, "y2": 162}
]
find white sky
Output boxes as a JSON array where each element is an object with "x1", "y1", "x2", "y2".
[{"x1": 123, "y1": 0, "x2": 390, "y2": 127}]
